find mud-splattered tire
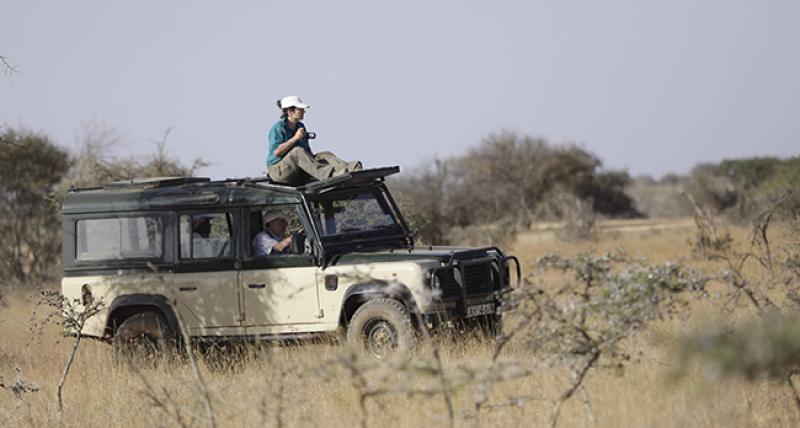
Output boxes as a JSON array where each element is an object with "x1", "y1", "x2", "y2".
[
  {"x1": 113, "y1": 312, "x2": 177, "y2": 367},
  {"x1": 346, "y1": 299, "x2": 416, "y2": 359}
]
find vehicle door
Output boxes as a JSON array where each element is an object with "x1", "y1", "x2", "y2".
[
  {"x1": 173, "y1": 211, "x2": 243, "y2": 336},
  {"x1": 239, "y1": 203, "x2": 322, "y2": 335}
]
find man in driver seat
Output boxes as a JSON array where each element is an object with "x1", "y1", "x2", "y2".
[{"x1": 253, "y1": 213, "x2": 293, "y2": 256}]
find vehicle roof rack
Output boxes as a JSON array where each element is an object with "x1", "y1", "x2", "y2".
[
  {"x1": 103, "y1": 176, "x2": 211, "y2": 189},
  {"x1": 220, "y1": 176, "x2": 274, "y2": 184}
]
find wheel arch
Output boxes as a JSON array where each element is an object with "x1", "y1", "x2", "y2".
[
  {"x1": 106, "y1": 294, "x2": 180, "y2": 340},
  {"x1": 339, "y1": 282, "x2": 419, "y2": 327}
]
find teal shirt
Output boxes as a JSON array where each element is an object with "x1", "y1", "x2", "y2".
[{"x1": 267, "y1": 118, "x2": 312, "y2": 166}]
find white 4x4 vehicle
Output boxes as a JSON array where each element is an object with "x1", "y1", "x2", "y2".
[{"x1": 62, "y1": 167, "x2": 518, "y2": 358}]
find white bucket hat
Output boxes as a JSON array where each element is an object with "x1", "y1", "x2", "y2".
[
  {"x1": 263, "y1": 212, "x2": 289, "y2": 226},
  {"x1": 278, "y1": 95, "x2": 310, "y2": 110}
]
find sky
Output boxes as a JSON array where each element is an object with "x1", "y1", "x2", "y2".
[{"x1": 1, "y1": 0, "x2": 798, "y2": 180}]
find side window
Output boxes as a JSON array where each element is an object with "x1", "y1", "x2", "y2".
[
  {"x1": 179, "y1": 213, "x2": 232, "y2": 259},
  {"x1": 76, "y1": 216, "x2": 163, "y2": 261},
  {"x1": 249, "y1": 205, "x2": 305, "y2": 257}
]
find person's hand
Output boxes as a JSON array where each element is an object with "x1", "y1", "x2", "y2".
[{"x1": 293, "y1": 127, "x2": 306, "y2": 141}]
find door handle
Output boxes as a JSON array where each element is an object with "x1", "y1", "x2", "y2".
[
  {"x1": 248, "y1": 283, "x2": 266, "y2": 289},
  {"x1": 179, "y1": 286, "x2": 197, "y2": 292}
]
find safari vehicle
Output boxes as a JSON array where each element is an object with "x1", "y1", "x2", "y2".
[{"x1": 61, "y1": 167, "x2": 519, "y2": 358}]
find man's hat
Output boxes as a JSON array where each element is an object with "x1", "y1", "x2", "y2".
[
  {"x1": 278, "y1": 95, "x2": 310, "y2": 110},
  {"x1": 263, "y1": 212, "x2": 289, "y2": 225}
]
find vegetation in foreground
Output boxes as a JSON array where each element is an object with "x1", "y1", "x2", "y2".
[{"x1": 2, "y1": 217, "x2": 799, "y2": 428}]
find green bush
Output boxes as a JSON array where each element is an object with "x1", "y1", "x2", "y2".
[
  {"x1": 685, "y1": 157, "x2": 799, "y2": 222},
  {"x1": 0, "y1": 128, "x2": 71, "y2": 285}
]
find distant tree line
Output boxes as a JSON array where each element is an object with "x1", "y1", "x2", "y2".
[
  {"x1": 684, "y1": 157, "x2": 800, "y2": 222},
  {"x1": 391, "y1": 131, "x2": 640, "y2": 245},
  {"x1": 2, "y1": 122, "x2": 795, "y2": 284},
  {"x1": 626, "y1": 156, "x2": 799, "y2": 221}
]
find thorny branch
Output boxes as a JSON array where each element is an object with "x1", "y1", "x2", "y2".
[
  {"x1": 749, "y1": 192, "x2": 792, "y2": 278},
  {"x1": 678, "y1": 199, "x2": 800, "y2": 414},
  {"x1": 548, "y1": 351, "x2": 600, "y2": 428},
  {"x1": 0, "y1": 54, "x2": 17, "y2": 77},
  {"x1": 516, "y1": 253, "x2": 705, "y2": 426},
  {"x1": 684, "y1": 191, "x2": 784, "y2": 312},
  {"x1": 0, "y1": 368, "x2": 40, "y2": 397},
  {"x1": 37, "y1": 291, "x2": 104, "y2": 413}
]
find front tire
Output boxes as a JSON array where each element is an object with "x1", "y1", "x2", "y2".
[
  {"x1": 346, "y1": 299, "x2": 416, "y2": 359},
  {"x1": 112, "y1": 312, "x2": 177, "y2": 367}
]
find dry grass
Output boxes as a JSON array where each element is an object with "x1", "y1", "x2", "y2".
[{"x1": 1, "y1": 218, "x2": 797, "y2": 427}]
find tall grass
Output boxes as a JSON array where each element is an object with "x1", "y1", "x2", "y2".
[{"x1": 1, "y1": 219, "x2": 797, "y2": 427}]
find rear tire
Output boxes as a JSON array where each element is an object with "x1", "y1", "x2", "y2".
[
  {"x1": 113, "y1": 312, "x2": 177, "y2": 367},
  {"x1": 346, "y1": 299, "x2": 416, "y2": 359}
]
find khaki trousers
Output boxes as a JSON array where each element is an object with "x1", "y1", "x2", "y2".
[{"x1": 268, "y1": 146, "x2": 362, "y2": 184}]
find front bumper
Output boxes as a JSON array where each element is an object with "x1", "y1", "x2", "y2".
[{"x1": 422, "y1": 287, "x2": 514, "y2": 325}]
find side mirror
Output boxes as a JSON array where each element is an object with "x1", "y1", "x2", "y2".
[{"x1": 291, "y1": 231, "x2": 306, "y2": 255}]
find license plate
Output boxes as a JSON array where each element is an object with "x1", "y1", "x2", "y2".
[{"x1": 466, "y1": 303, "x2": 495, "y2": 317}]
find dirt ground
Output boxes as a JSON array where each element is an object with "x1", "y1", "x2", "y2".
[{"x1": 0, "y1": 218, "x2": 797, "y2": 427}]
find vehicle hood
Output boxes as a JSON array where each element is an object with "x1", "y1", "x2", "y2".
[{"x1": 331, "y1": 246, "x2": 492, "y2": 266}]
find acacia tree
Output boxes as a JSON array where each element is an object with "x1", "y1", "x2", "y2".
[
  {"x1": 0, "y1": 128, "x2": 71, "y2": 285},
  {"x1": 392, "y1": 131, "x2": 639, "y2": 244}
]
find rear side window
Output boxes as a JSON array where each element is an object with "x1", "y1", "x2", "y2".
[
  {"x1": 76, "y1": 217, "x2": 163, "y2": 261},
  {"x1": 179, "y1": 213, "x2": 232, "y2": 259}
]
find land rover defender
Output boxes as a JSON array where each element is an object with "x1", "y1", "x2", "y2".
[{"x1": 61, "y1": 167, "x2": 519, "y2": 358}]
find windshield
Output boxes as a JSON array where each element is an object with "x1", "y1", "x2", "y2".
[{"x1": 309, "y1": 190, "x2": 403, "y2": 239}]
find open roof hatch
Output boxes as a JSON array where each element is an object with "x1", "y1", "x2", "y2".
[{"x1": 301, "y1": 166, "x2": 400, "y2": 193}]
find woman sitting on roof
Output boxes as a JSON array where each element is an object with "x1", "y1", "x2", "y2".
[{"x1": 266, "y1": 96, "x2": 362, "y2": 185}]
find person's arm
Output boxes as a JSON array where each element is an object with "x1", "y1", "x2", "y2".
[
  {"x1": 271, "y1": 235, "x2": 293, "y2": 252},
  {"x1": 273, "y1": 127, "x2": 306, "y2": 157}
]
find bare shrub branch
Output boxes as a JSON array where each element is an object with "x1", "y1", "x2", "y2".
[
  {"x1": 0, "y1": 54, "x2": 17, "y2": 77},
  {"x1": 36, "y1": 291, "x2": 104, "y2": 413},
  {"x1": 507, "y1": 253, "x2": 706, "y2": 426}
]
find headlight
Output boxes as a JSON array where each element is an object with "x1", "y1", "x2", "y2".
[{"x1": 426, "y1": 270, "x2": 442, "y2": 289}]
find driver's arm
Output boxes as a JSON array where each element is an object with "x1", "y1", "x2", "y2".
[{"x1": 271, "y1": 235, "x2": 293, "y2": 252}]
